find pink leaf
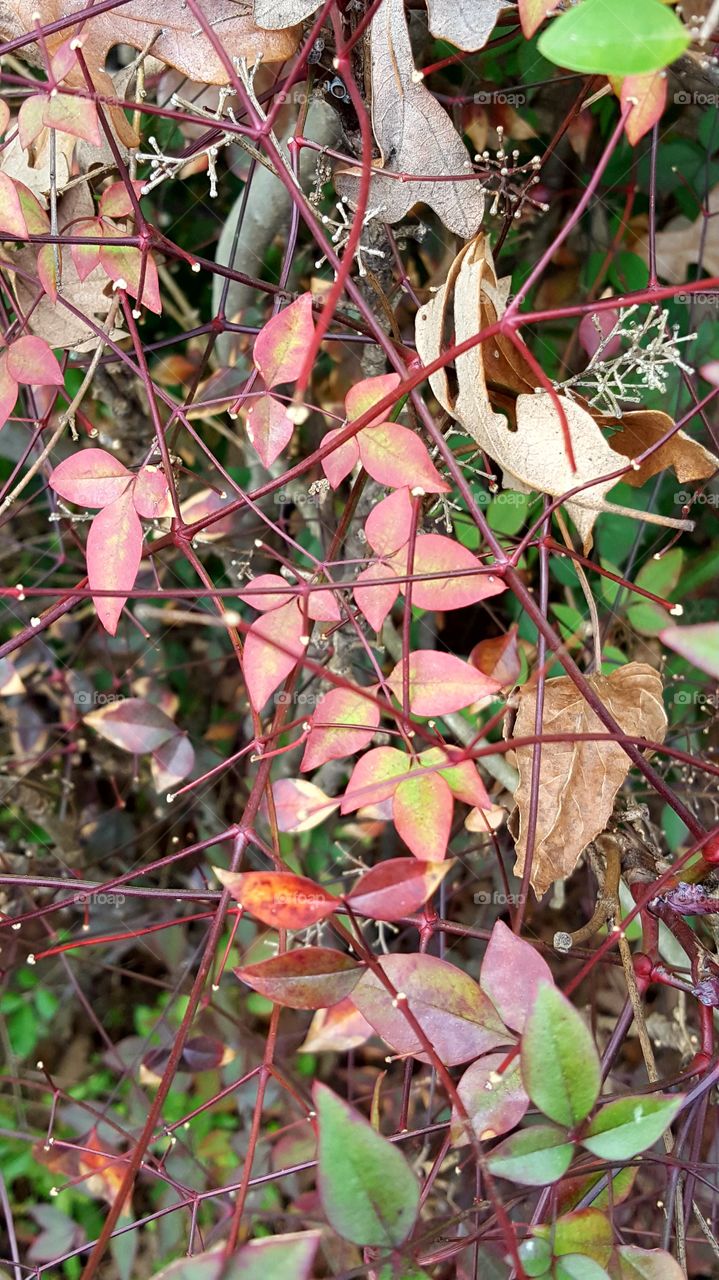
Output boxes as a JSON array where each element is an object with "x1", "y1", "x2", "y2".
[
  {"x1": 99, "y1": 244, "x2": 162, "y2": 314},
  {"x1": 469, "y1": 626, "x2": 522, "y2": 687},
  {"x1": 253, "y1": 293, "x2": 315, "y2": 387},
  {"x1": 364, "y1": 487, "x2": 414, "y2": 557},
  {"x1": 37, "y1": 244, "x2": 59, "y2": 302},
  {"x1": 272, "y1": 777, "x2": 339, "y2": 833},
  {"x1": 132, "y1": 466, "x2": 171, "y2": 519},
  {"x1": 0, "y1": 355, "x2": 18, "y2": 431},
  {"x1": 321, "y1": 427, "x2": 359, "y2": 488},
  {"x1": 243, "y1": 599, "x2": 305, "y2": 712},
  {"x1": 348, "y1": 857, "x2": 451, "y2": 921},
  {"x1": 299, "y1": 999, "x2": 374, "y2": 1054},
  {"x1": 17, "y1": 96, "x2": 45, "y2": 149},
  {"x1": 151, "y1": 733, "x2": 195, "y2": 792},
  {"x1": 345, "y1": 372, "x2": 401, "y2": 427},
  {"x1": 49, "y1": 448, "x2": 132, "y2": 508},
  {"x1": 86, "y1": 489, "x2": 143, "y2": 634},
  {"x1": 15, "y1": 182, "x2": 49, "y2": 235},
  {"x1": 393, "y1": 770, "x2": 453, "y2": 860},
  {"x1": 84, "y1": 697, "x2": 178, "y2": 752},
  {"x1": 419, "y1": 746, "x2": 493, "y2": 810},
  {"x1": 341, "y1": 746, "x2": 409, "y2": 812},
  {"x1": 358, "y1": 422, "x2": 449, "y2": 493},
  {"x1": 244, "y1": 394, "x2": 294, "y2": 467},
  {"x1": 480, "y1": 920, "x2": 554, "y2": 1032},
  {"x1": 387, "y1": 651, "x2": 501, "y2": 716},
  {"x1": 454, "y1": 1052, "x2": 529, "y2": 1145},
  {"x1": 0, "y1": 100, "x2": 9, "y2": 137},
  {"x1": 99, "y1": 180, "x2": 145, "y2": 219},
  {"x1": 49, "y1": 37, "x2": 79, "y2": 82},
  {"x1": 307, "y1": 586, "x2": 341, "y2": 623},
  {"x1": 0, "y1": 173, "x2": 28, "y2": 240},
  {"x1": 301, "y1": 686, "x2": 381, "y2": 772},
  {"x1": 70, "y1": 218, "x2": 103, "y2": 281},
  {"x1": 398, "y1": 534, "x2": 506, "y2": 611},
  {"x1": 6, "y1": 336, "x2": 64, "y2": 387},
  {"x1": 42, "y1": 93, "x2": 101, "y2": 145},
  {"x1": 238, "y1": 573, "x2": 295, "y2": 612},
  {"x1": 621, "y1": 71, "x2": 668, "y2": 146},
  {"x1": 353, "y1": 562, "x2": 399, "y2": 631}
]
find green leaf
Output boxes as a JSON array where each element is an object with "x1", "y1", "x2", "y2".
[
  {"x1": 487, "y1": 1124, "x2": 575, "y2": 1185},
  {"x1": 612, "y1": 1246, "x2": 685, "y2": 1278},
  {"x1": 538, "y1": 0, "x2": 689, "y2": 76},
  {"x1": 582, "y1": 1093, "x2": 682, "y2": 1160},
  {"x1": 314, "y1": 1083, "x2": 420, "y2": 1246},
  {"x1": 660, "y1": 622, "x2": 719, "y2": 680},
  {"x1": 534, "y1": 1209, "x2": 613, "y2": 1264},
  {"x1": 521, "y1": 983, "x2": 601, "y2": 1126},
  {"x1": 554, "y1": 1257, "x2": 610, "y2": 1280},
  {"x1": 149, "y1": 1234, "x2": 321, "y2": 1280},
  {"x1": 519, "y1": 1237, "x2": 553, "y2": 1277}
]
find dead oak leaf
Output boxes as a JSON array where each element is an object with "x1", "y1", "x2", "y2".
[
  {"x1": 335, "y1": 0, "x2": 484, "y2": 237},
  {"x1": 0, "y1": 0, "x2": 299, "y2": 88},
  {"x1": 606, "y1": 409, "x2": 718, "y2": 488},
  {"x1": 426, "y1": 0, "x2": 506, "y2": 51},
  {"x1": 511, "y1": 662, "x2": 667, "y2": 896}
]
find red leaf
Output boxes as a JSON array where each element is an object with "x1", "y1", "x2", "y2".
[
  {"x1": 480, "y1": 920, "x2": 554, "y2": 1032},
  {"x1": 239, "y1": 573, "x2": 295, "y2": 612},
  {"x1": 321, "y1": 427, "x2": 359, "y2": 488},
  {"x1": 399, "y1": 534, "x2": 506, "y2": 611},
  {"x1": 469, "y1": 626, "x2": 521, "y2": 687},
  {"x1": 347, "y1": 858, "x2": 451, "y2": 921},
  {"x1": 71, "y1": 218, "x2": 103, "y2": 282},
  {"x1": 272, "y1": 777, "x2": 339, "y2": 833},
  {"x1": 341, "y1": 747, "x2": 409, "y2": 812},
  {"x1": 243, "y1": 599, "x2": 306, "y2": 711},
  {"x1": 364, "y1": 487, "x2": 414, "y2": 557},
  {"x1": 307, "y1": 585, "x2": 341, "y2": 623},
  {"x1": 0, "y1": 355, "x2": 18, "y2": 431},
  {"x1": 84, "y1": 697, "x2": 179, "y2": 753},
  {"x1": 253, "y1": 293, "x2": 315, "y2": 387},
  {"x1": 215, "y1": 869, "x2": 337, "y2": 928},
  {"x1": 235, "y1": 947, "x2": 362, "y2": 1009},
  {"x1": 132, "y1": 466, "x2": 171, "y2": 518},
  {"x1": 245, "y1": 394, "x2": 295, "y2": 467},
  {"x1": 353, "y1": 562, "x2": 399, "y2": 631},
  {"x1": 6, "y1": 336, "x2": 64, "y2": 387},
  {"x1": 301, "y1": 686, "x2": 381, "y2": 772},
  {"x1": 358, "y1": 422, "x2": 449, "y2": 493},
  {"x1": 419, "y1": 746, "x2": 493, "y2": 810},
  {"x1": 49, "y1": 448, "x2": 132, "y2": 508},
  {"x1": 387, "y1": 650, "x2": 500, "y2": 716},
  {"x1": 49, "y1": 37, "x2": 79, "y2": 82},
  {"x1": 345, "y1": 372, "x2": 401, "y2": 427},
  {"x1": 99, "y1": 180, "x2": 145, "y2": 219},
  {"x1": 454, "y1": 1052, "x2": 529, "y2": 1144},
  {"x1": 43, "y1": 93, "x2": 102, "y2": 145},
  {"x1": 518, "y1": 0, "x2": 559, "y2": 38},
  {"x1": 351, "y1": 953, "x2": 509, "y2": 1066},
  {"x1": 393, "y1": 770, "x2": 453, "y2": 860},
  {"x1": 0, "y1": 173, "x2": 28, "y2": 239},
  {"x1": 86, "y1": 489, "x2": 143, "y2": 634}
]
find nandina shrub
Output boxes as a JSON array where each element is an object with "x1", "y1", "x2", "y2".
[{"x1": 0, "y1": 1, "x2": 718, "y2": 1277}]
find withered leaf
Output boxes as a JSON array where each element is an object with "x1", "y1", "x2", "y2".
[
  {"x1": 426, "y1": 0, "x2": 506, "y2": 51},
  {"x1": 607, "y1": 409, "x2": 718, "y2": 488},
  {"x1": 511, "y1": 662, "x2": 667, "y2": 895},
  {"x1": 650, "y1": 183, "x2": 719, "y2": 281},
  {"x1": 254, "y1": 0, "x2": 321, "y2": 28},
  {"x1": 0, "y1": 0, "x2": 299, "y2": 87},
  {"x1": 335, "y1": 0, "x2": 484, "y2": 237}
]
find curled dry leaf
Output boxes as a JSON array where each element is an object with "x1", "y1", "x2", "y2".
[
  {"x1": 335, "y1": 0, "x2": 484, "y2": 237},
  {"x1": 0, "y1": 0, "x2": 300, "y2": 88},
  {"x1": 511, "y1": 662, "x2": 667, "y2": 895},
  {"x1": 425, "y1": 0, "x2": 506, "y2": 51},
  {"x1": 606, "y1": 409, "x2": 718, "y2": 488},
  {"x1": 416, "y1": 233, "x2": 630, "y2": 550}
]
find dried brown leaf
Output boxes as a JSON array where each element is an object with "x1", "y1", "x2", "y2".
[
  {"x1": 0, "y1": 0, "x2": 299, "y2": 86},
  {"x1": 512, "y1": 662, "x2": 667, "y2": 895},
  {"x1": 426, "y1": 0, "x2": 506, "y2": 51},
  {"x1": 254, "y1": 0, "x2": 321, "y2": 28},
  {"x1": 335, "y1": 0, "x2": 484, "y2": 237},
  {"x1": 606, "y1": 409, "x2": 718, "y2": 487}
]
